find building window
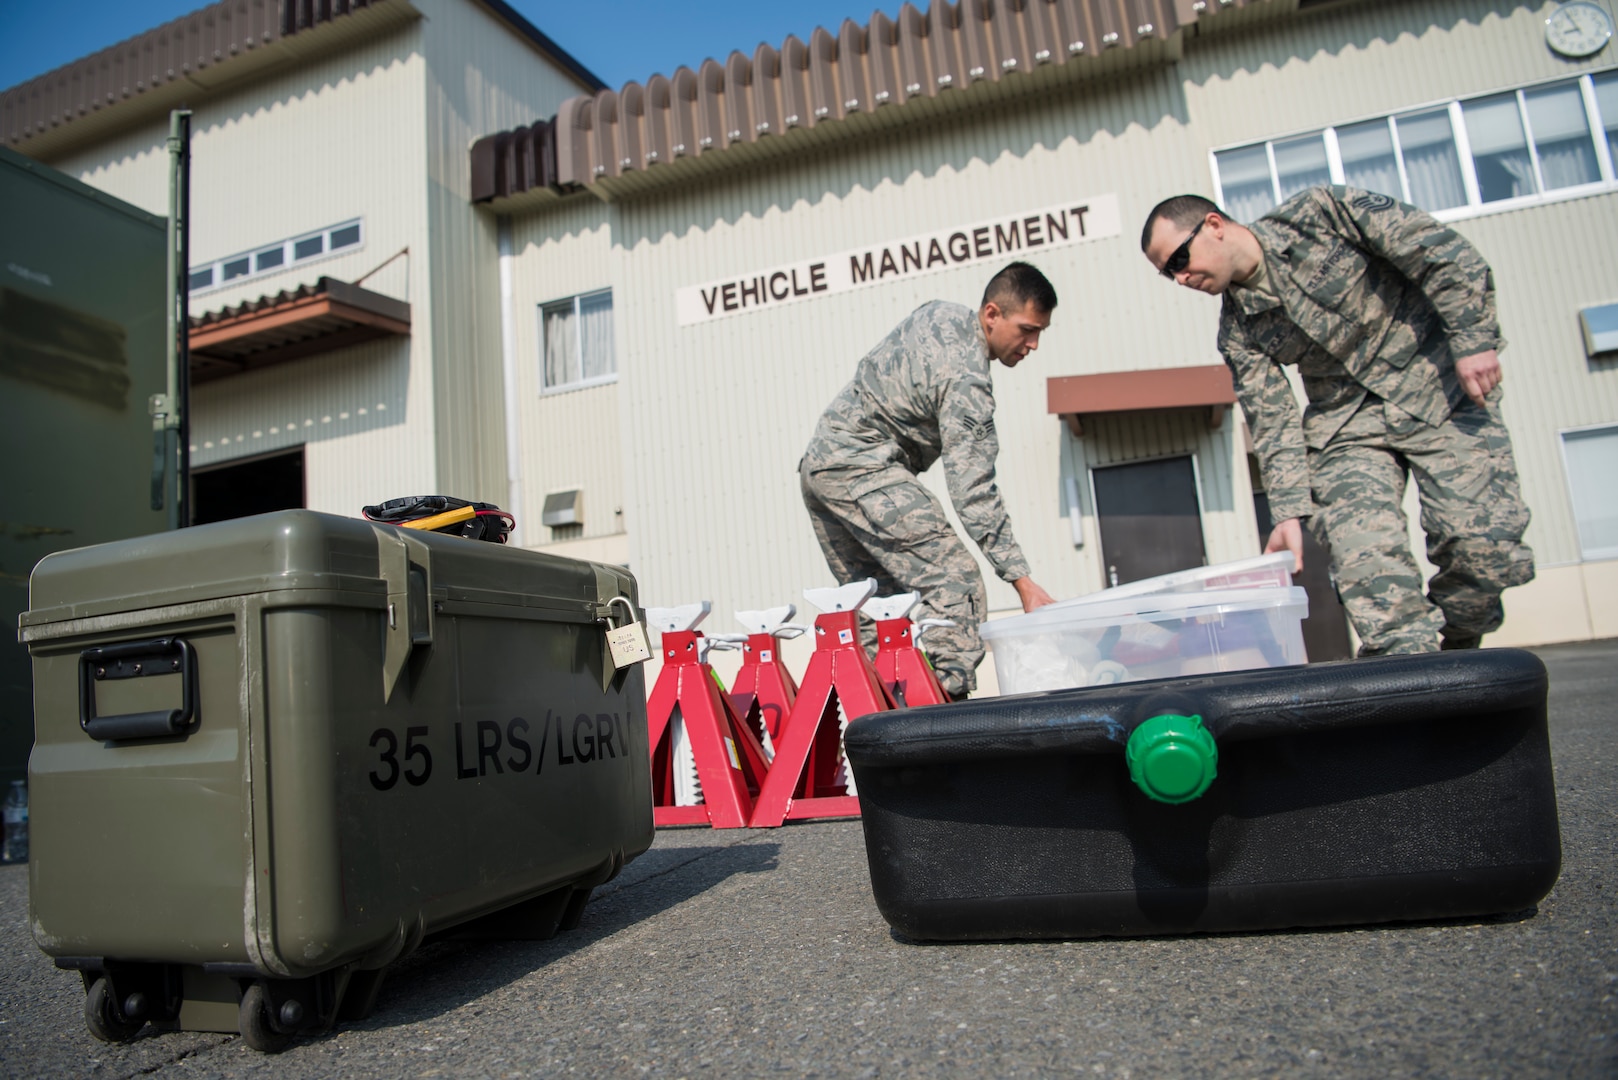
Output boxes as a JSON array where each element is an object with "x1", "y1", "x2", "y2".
[
  {"x1": 188, "y1": 219, "x2": 364, "y2": 295},
  {"x1": 1396, "y1": 108, "x2": 1468, "y2": 210},
  {"x1": 1464, "y1": 93, "x2": 1537, "y2": 203},
  {"x1": 1597, "y1": 71, "x2": 1618, "y2": 162},
  {"x1": 1336, "y1": 118, "x2": 1400, "y2": 202},
  {"x1": 1273, "y1": 132, "x2": 1332, "y2": 204},
  {"x1": 254, "y1": 246, "x2": 285, "y2": 272},
  {"x1": 1212, "y1": 72, "x2": 1618, "y2": 222},
  {"x1": 541, "y1": 289, "x2": 615, "y2": 390},
  {"x1": 1525, "y1": 81, "x2": 1601, "y2": 190},
  {"x1": 1561, "y1": 425, "x2": 1618, "y2": 560}
]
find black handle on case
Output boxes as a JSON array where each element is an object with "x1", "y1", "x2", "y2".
[{"x1": 79, "y1": 637, "x2": 198, "y2": 741}]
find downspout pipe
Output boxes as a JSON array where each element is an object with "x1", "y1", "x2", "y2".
[
  {"x1": 497, "y1": 215, "x2": 525, "y2": 544},
  {"x1": 176, "y1": 110, "x2": 191, "y2": 529},
  {"x1": 154, "y1": 109, "x2": 191, "y2": 528}
]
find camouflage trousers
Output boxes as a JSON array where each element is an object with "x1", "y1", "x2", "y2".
[
  {"x1": 800, "y1": 462, "x2": 987, "y2": 697},
  {"x1": 1308, "y1": 392, "x2": 1535, "y2": 655}
]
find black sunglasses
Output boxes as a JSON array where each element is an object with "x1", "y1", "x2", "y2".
[{"x1": 1160, "y1": 219, "x2": 1206, "y2": 279}]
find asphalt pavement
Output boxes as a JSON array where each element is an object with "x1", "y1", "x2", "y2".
[{"x1": 1, "y1": 640, "x2": 1614, "y2": 1078}]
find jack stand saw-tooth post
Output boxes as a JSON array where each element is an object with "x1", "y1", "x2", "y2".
[{"x1": 644, "y1": 603, "x2": 770, "y2": 828}]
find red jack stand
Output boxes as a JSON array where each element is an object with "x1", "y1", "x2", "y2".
[
  {"x1": 749, "y1": 581, "x2": 894, "y2": 828},
  {"x1": 644, "y1": 602, "x2": 771, "y2": 829},
  {"x1": 865, "y1": 592, "x2": 954, "y2": 708},
  {"x1": 725, "y1": 605, "x2": 808, "y2": 756}
]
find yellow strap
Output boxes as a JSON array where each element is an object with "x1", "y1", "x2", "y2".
[{"x1": 397, "y1": 505, "x2": 476, "y2": 531}]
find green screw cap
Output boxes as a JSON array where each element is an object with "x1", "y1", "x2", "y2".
[{"x1": 1126, "y1": 713, "x2": 1217, "y2": 804}]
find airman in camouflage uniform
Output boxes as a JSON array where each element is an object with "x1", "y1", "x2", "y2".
[
  {"x1": 1143, "y1": 186, "x2": 1534, "y2": 654},
  {"x1": 801, "y1": 262, "x2": 1059, "y2": 696}
]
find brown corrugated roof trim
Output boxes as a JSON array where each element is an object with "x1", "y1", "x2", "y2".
[
  {"x1": 2, "y1": 0, "x2": 605, "y2": 160},
  {"x1": 472, "y1": 0, "x2": 1271, "y2": 205},
  {"x1": 2, "y1": 0, "x2": 402, "y2": 158},
  {"x1": 189, "y1": 275, "x2": 410, "y2": 381},
  {"x1": 1047, "y1": 364, "x2": 1237, "y2": 435}
]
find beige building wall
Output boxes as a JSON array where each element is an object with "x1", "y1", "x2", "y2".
[
  {"x1": 417, "y1": 0, "x2": 600, "y2": 506},
  {"x1": 1185, "y1": 0, "x2": 1618, "y2": 150},
  {"x1": 506, "y1": 197, "x2": 628, "y2": 564}
]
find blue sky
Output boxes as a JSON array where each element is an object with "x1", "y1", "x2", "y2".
[{"x1": 0, "y1": 1, "x2": 906, "y2": 93}]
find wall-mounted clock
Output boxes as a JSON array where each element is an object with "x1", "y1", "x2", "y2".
[{"x1": 1546, "y1": 1, "x2": 1614, "y2": 58}]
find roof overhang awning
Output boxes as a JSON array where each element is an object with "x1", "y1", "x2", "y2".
[
  {"x1": 469, "y1": 0, "x2": 1282, "y2": 209},
  {"x1": 188, "y1": 276, "x2": 410, "y2": 382},
  {"x1": 1047, "y1": 364, "x2": 1237, "y2": 437}
]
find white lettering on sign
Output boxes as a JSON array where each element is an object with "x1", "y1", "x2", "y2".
[{"x1": 676, "y1": 194, "x2": 1121, "y2": 326}]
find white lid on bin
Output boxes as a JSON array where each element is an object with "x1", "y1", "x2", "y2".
[
  {"x1": 1048, "y1": 553, "x2": 1297, "y2": 610},
  {"x1": 980, "y1": 585, "x2": 1309, "y2": 640}
]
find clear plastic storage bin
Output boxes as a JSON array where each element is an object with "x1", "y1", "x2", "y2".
[{"x1": 980, "y1": 586, "x2": 1309, "y2": 695}]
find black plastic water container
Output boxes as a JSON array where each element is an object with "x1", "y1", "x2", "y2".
[{"x1": 845, "y1": 650, "x2": 1560, "y2": 942}]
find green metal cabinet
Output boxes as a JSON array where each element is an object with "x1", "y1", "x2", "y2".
[{"x1": 2, "y1": 146, "x2": 170, "y2": 787}]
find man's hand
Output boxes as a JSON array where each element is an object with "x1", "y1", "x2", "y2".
[
  {"x1": 1455, "y1": 350, "x2": 1501, "y2": 407},
  {"x1": 1012, "y1": 577, "x2": 1055, "y2": 612},
  {"x1": 1265, "y1": 518, "x2": 1305, "y2": 573}
]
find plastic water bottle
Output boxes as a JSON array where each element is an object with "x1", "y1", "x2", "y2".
[{"x1": 2, "y1": 781, "x2": 27, "y2": 864}]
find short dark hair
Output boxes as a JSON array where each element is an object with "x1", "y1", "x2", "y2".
[
  {"x1": 1141, "y1": 194, "x2": 1222, "y2": 252},
  {"x1": 982, "y1": 261, "x2": 1057, "y2": 314}
]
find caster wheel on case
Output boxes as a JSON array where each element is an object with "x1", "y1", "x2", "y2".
[
  {"x1": 238, "y1": 983, "x2": 293, "y2": 1053},
  {"x1": 84, "y1": 977, "x2": 144, "y2": 1043}
]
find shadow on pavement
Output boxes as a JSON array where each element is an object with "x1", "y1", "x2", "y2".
[{"x1": 338, "y1": 835, "x2": 781, "y2": 1033}]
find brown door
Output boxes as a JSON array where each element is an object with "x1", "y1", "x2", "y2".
[{"x1": 1093, "y1": 456, "x2": 1207, "y2": 587}]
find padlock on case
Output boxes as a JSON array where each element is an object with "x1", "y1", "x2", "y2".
[{"x1": 604, "y1": 596, "x2": 653, "y2": 669}]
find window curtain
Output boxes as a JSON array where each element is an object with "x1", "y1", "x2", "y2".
[
  {"x1": 1464, "y1": 95, "x2": 1537, "y2": 202},
  {"x1": 1215, "y1": 145, "x2": 1276, "y2": 223},
  {"x1": 543, "y1": 301, "x2": 577, "y2": 388},
  {"x1": 1273, "y1": 134, "x2": 1331, "y2": 202},
  {"x1": 578, "y1": 292, "x2": 615, "y2": 380},
  {"x1": 1396, "y1": 109, "x2": 1467, "y2": 211},
  {"x1": 1338, "y1": 120, "x2": 1402, "y2": 201}
]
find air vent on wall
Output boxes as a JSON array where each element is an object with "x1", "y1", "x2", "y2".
[{"x1": 541, "y1": 489, "x2": 582, "y2": 527}]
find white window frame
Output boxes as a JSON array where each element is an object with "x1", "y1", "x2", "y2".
[
  {"x1": 1210, "y1": 69, "x2": 1618, "y2": 224},
  {"x1": 1582, "y1": 75, "x2": 1618, "y2": 180},
  {"x1": 538, "y1": 288, "x2": 617, "y2": 395},
  {"x1": 189, "y1": 219, "x2": 365, "y2": 295},
  {"x1": 1559, "y1": 422, "x2": 1618, "y2": 562}
]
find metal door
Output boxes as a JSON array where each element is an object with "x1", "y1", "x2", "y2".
[{"x1": 1092, "y1": 456, "x2": 1207, "y2": 587}]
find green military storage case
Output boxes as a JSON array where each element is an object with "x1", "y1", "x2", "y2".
[{"x1": 19, "y1": 510, "x2": 654, "y2": 1051}]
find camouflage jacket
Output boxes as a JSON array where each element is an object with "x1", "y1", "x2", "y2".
[
  {"x1": 803, "y1": 300, "x2": 1031, "y2": 582},
  {"x1": 1219, "y1": 186, "x2": 1503, "y2": 521}
]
